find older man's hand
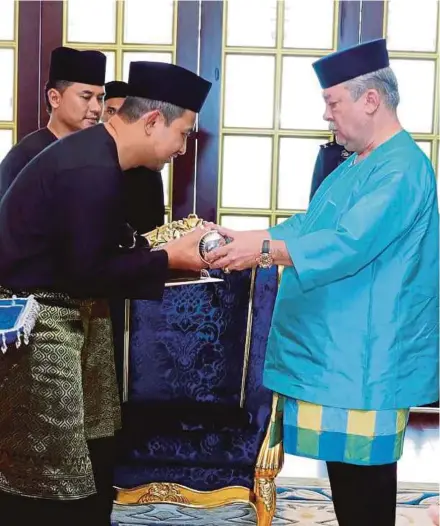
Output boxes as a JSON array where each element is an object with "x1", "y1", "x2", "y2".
[{"x1": 205, "y1": 227, "x2": 269, "y2": 272}]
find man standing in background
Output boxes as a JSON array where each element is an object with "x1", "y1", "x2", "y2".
[
  {"x1": 102, "y1": 80, "x2": 129, "y2": 122},
  {"x1": 103, "y1": 80, "x2": 165, "y2": 233},
  {"x1": 0, "y1": 46, "x2": 106, "y2": 200},
  {"x1": 309, "y1": 138, "x2": 351, "y2": 201}
]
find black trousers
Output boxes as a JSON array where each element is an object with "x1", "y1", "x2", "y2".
[
  {"x1": 326, "y1": 461, "x2": 397, "y2": 526},
  {"x1": 0, "y1": 436, "x2": 115, "y2": 526}
]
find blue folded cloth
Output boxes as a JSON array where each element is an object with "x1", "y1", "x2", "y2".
[{"x1": 0, "y1": 296, "x2": 40, "y2": 353}]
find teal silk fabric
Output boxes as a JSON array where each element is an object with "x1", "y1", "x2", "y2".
[{"x1": 266, "y1": 130, "x2": 439, "y2": 410}]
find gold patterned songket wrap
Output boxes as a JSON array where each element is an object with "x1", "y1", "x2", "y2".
[{"x1": 0, "y1": 288, "x2": 120, "y2": 499}]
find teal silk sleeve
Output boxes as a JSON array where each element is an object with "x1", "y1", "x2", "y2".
[
  {"x1": 269, "y1": 212, "x2": 306, "y2": 241},
  {"x1": 281, "y1": 167, "x2": 431, "y2": 292}
]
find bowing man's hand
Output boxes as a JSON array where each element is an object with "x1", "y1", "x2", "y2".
[
  {"x1": 163, "y1": 225, "x2": 214, "y2": 271},
  {"x1": 205, "y1": 227, "x2": 269, "y2": 272}
]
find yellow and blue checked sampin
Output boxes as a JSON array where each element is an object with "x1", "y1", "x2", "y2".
[{"x1": 282, "y1": 398, "x2": 409, "y2": 465}]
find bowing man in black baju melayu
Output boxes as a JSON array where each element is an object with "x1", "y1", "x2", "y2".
[
  {"x1": 0, "y1": 61, "x2": 212, "y2": 526},
  {"x1": 0, "y1": 46, "x2": 106, "y2": 201},
  {"x1": 103, "y1": 80, "x2": 165, "y2": 233},
  {"x1": 0, "y1": 46, "x2": 119, "y2": 525}
]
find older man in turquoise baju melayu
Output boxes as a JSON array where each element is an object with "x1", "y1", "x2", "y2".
[{"x1": 206, "y1": 39, "x2": 439, "y2": 526}]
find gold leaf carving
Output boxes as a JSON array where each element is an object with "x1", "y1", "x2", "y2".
[
  {"x1": 256, "y1": 478, "x2": 275, "y2": 511},
  {"x1": 143, "y1": 213, "x2": 205, "y2": 248},
  {"x1": 137, "y1": 483, "x2": 190, "y2": 504}
]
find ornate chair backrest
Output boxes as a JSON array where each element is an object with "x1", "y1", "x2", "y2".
[{"x1": 125, "y1": 267, "x2": 277, "y2": 411}]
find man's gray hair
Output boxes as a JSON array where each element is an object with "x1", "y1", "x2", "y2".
[
  {"x1": 344, "y1": 67, "x2": 400, "y2": 111},
  {"x1": 118, "y1": 97, "x2": 185, "y2": 125}
]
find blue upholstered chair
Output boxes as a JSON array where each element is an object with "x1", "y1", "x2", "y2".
[{"x1": 112, "y1": 266, "x2": 284, "y2": 525}]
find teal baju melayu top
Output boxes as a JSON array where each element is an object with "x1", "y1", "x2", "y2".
[{"x1": 265, "y1": 130, "x2": 439, "y2": 412}]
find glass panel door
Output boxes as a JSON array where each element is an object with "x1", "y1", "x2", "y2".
[
  {"x1": 217, "y1": 0, "x2": 340, "y2": 229},
  {"x1": 0, "y1": 0, "x2": 17, "y2": 161},
  {"x1": 384, "y1": 0, "x2": 440, "y2": 174}
]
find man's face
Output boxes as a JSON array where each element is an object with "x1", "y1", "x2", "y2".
[
  {"x1": 102, "y1": 97, "x2": 126, "y2": 123},
  {"x1": 50, "y1": 82, "x2": 104, "y2": 131},
  {"x1": 144, "y1": 109, "x2": 196, "y2": 171},
  {"x1": 322, "y1": 83, "x2": 369, "y2": 153}
]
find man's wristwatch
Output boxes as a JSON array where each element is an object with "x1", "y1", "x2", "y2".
[{"x1": 256, "y1": 239, "x2": 274, "y2": 269}]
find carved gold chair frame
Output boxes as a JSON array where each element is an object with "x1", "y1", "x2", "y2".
[{"x1": 114, "y1": 215, "x2": 285, "y2": 526}]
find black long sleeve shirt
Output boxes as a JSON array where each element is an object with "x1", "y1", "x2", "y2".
[
  {"x1": 0, "y1": 125, "x2": 168, "y2": 299},
  {"x1": 124, "y1": 166, "x2": 165, "y2": 234},
  {"x1": 0, "y1": 127, "x2": 57, "y2": 201}
]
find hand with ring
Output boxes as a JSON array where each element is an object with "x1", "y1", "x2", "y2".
[{"x1": 205, "y1": 227, "x2": 269, "y2": 272}]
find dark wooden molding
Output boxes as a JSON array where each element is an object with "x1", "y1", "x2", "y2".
[
  {"x1": 360, "y1": 0, "x2": 385, "y2": 42},
  {"x1": 338, "y1": 0, "x2": 361, "y2": 49},
  {"x1": 172, "y1": 0, "x2": 200, "y2": 220},
  {"x1": 195, "y1": 0, "x2": 223, "y2": 222},
  {"x1": 17, "y1": 0, "x2": 42, "y2": 140},
  {"x1": 39, "y1": 0, "x2": 63, "y2": 128}
]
